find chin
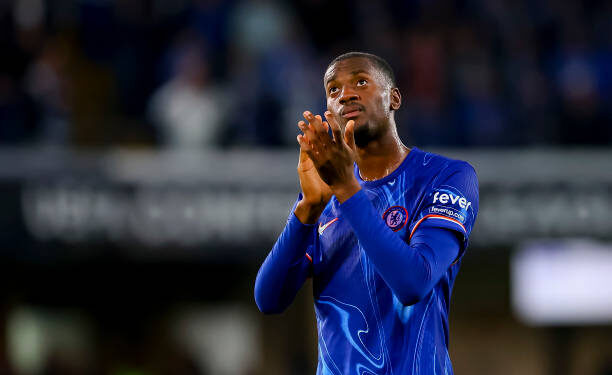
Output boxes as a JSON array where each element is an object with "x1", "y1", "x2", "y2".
[
  {"x1": 353, "y1": 120, "x2": 376, "y2": 148},
  {"x1": 347, "y1": 116, "x2": 368, "y2": 130}
]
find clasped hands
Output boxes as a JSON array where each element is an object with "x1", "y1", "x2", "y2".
[{"x1": 296, "y1": 110, "x2": 362, "y2": 209}]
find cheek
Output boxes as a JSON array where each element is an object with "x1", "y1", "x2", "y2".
[
  {"x1": 383, "y1": 92, "x2": 391, "y2": 107},
  {"x1": 377, "y1": 92, "x2": 391, "y2": 115},
  {"x1": 327, "y1": 99, "x2": 338, "y2": 113}
]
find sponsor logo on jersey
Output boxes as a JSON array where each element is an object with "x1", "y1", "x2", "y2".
[
  {"x1": 433, "y1": 190, "x2": 472, "y2": 209},
  {"x1": 382, "y1": 206, "x2": 408, "y2": 232},
  {"x1": 428, "y1": 206, "x2": 466, "y2": 223},
  {"x1": 430, "y1": 188, "x2": 471, "y2": 224}
]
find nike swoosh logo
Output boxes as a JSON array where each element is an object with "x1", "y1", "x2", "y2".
[{"x1": 318, "y1": 217, "x2": 339, "y2": 235}]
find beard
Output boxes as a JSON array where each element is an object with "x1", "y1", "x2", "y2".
[{"x1": 353, "y1": 119, "x2": 384, "y2": 148}]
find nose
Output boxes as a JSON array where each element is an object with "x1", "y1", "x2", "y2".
[{"x1": 339, "y1": 87, "x2": 359, "y2": 104}]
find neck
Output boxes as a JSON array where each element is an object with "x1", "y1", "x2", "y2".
[{"x1": 355, "y1": 119, "x2": 410, "y2": 181}]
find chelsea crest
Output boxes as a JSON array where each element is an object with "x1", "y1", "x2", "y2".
[{"x1": 382, "y1": 206, "x2": 408, "y2": 232}]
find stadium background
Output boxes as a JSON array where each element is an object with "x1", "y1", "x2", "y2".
[{"x1": 1, "y1": 0, "x2": 611, "y2": 374}]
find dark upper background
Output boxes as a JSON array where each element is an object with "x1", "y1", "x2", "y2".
[{"x1": 1, "y1": 0, "x2": 611, "y2": 149}]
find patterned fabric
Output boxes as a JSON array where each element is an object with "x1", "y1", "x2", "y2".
[{"x1": 309, "y1": 147, "x2": 479, "y2": 375}]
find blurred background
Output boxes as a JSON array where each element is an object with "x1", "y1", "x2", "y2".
[{"x1": 0, "y1": 0, "x2": 611, "y2": 374}]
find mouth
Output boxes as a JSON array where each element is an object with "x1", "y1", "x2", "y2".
[{"x1": 341, "y1": 106, "x2": 364, "y2": 119}]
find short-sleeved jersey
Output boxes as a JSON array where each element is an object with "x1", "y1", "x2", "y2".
[{"x1": 306, "y1": 147, "x2": 479, "y2": 375}]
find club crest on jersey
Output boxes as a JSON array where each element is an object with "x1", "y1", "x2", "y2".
[{"x1": 382, "y1": 206, "x2": 408, "y2": 232}]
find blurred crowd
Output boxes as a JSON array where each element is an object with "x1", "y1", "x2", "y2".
[{"x1": 1, "y1": 0, "x2": 611, "y2": 149}]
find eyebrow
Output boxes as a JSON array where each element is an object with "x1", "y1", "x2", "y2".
[{"x1": 325, "y1": 69, "x2": 370, "y2": 86}]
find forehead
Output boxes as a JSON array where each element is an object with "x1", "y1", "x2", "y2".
[{"x1": 324, "y1": 57, "x2": 379, "y2": 84}]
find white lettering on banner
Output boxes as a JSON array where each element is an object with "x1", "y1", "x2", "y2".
[{"x1": 433, "y1": 191, "x2": 472, "y2": 209}]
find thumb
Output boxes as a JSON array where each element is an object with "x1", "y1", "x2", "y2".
[
  {"x1": 297, "y1": 135, "x2": 310, "y2": 164},
  {"x1": 299, "y1": 146, "x2": 308, "y2": 163},
  {"x1": 344, "y1": 120, "x2": 356, "y2": 150}
]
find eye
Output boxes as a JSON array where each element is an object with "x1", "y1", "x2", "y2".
[
  {"x1": 328, "y1": 86, "x2": 338, "y2": 94},
  {"x1": 357, "y1": 79, "x2": 367, "y2": 86}
]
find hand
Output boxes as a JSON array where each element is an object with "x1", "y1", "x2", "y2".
[
  {"x1": 294, "y1": 116, "x2": 333, "y2": 224},
  {"x1": 297, "y1": 110, "x2": 361, "y2": 203}
]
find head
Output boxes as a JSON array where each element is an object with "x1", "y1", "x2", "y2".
[{"x1": 324, "y1": 52, "x2": 401, "y2": 147}]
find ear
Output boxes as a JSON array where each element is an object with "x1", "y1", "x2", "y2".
[{"x1": 390, "y1": 88, "x2": 401, "y2": 111}]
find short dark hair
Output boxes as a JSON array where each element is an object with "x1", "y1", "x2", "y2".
[{"x1": 327, "y1": 51, "x2": 396, "y2": 87}]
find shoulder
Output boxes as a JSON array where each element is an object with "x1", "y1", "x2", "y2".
[
  {"x1": 411, "y1": 148, "x2": 477, "y2": 183},
  {"x1": 440, "y1": 158, "x2": 478, "y2": 183}
]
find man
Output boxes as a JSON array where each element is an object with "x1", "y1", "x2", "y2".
[{"x1": 254, "y1": 52, "x2": 479, "y2": 375}]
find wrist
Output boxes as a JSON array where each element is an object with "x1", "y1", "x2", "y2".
[
  {"x1": 332, "y1": 179, "x2": 361, "y2": 203},
  {"x1": 294, "y1": 199, "x2": 326, "y2": 224}
]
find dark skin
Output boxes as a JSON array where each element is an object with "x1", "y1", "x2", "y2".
[{"x1": 294, "y1": 57, "x2": 410, "y2": 224}]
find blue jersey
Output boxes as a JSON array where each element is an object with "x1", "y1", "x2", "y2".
[{"x1": 307, "y1": 147, "x2": 479, "y2": 375}]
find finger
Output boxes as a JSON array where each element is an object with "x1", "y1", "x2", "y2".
[
  {"x1": 299, "y1": 122, "x2": 314, "y2": 146},
  {"x1": 298, "y1": 136, "x2": 319, "y2": 165},
  {"x1": 313, "y1": 115, "x2": 333, "y2": 147},
  {"x1": 303, "y1": 112, "x2": 332, "y2": 154},
  {"x1": 303, "y1": 111, "x2": 327, "y2": 135},
  {"x1": 344, "y1": 120, "x2": 356, "y2": 151},
  {"x1": 313, "y1": 115, "x2": 327, "y2": 141},
  {"x1": 300, "y1": 125, "x2": 320, "y2": 148},
  {"x1": 297, "y1": 120, "x2": 307, "y2": 133},
  {"x1": 324, "y1": 111, "x2": 342, "y2": 145},
  {"x1": 299, "y1": 133, "x2": 323, "y2": 157},
  {"x1": 314, "y1": 115, "x2": 327, "y2": 134},
  {"x1": 297, "y1": 135, "x2": 309, "y2": 163},
  {"x1": 298, "y1": 120, "x2": 316, "y2": 141},
  {"x1": 297, "y1": 122, "x2": 307, "y2": 139},
  {"x1": 297, "y1": 134, "x2": 311, "y2": 152}
]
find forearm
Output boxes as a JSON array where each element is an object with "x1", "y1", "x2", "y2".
[
  {"x1": 254, "y1": 212, "x2": 315, "y2": 314},
  {"x1": 338, "y1": 190, "x2": 460, "y2": 305}
]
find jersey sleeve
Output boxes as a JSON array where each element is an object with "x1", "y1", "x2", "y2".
[
  {"x1": 409, "y1": 161, "x2": 479, "y2": 259},
  {"x1": 338, "y1": 190, "x2": 462, "y2": 305},
  {"x1": 253, "y1": 194, "x2": 317, "y2": 314},
  {"x1": 290, "y1": 193, "x2": 318, "y2": 264}
]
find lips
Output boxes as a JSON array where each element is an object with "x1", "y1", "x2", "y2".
[
  {"x1": 341, "y1": 105, "x2": 364, "y2": 119},
  {"x1": 342, "y1": 110, "x2": 361, "y2": 119}
]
